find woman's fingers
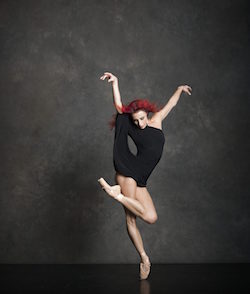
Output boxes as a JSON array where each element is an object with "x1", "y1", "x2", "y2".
[
  {"x1": 100, "y1": 72, "x2": 113, "y2": 80},
  {"x1": 100, "y1": 72, "x2": 118, "y2": 83},
  {"x1": 184, "y1": 85, "x2": 192, "y2": 95},
  {"x1": 100, "y1": 74, "x2": 109, "y2": 80}
]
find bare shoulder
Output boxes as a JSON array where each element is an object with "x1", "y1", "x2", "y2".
[
  {"x1": 148, "y1": 111, "x2": 163, "y2": 128},
  {"x1": 150, "y1": 111, "x2": 162, "y2": 123}
]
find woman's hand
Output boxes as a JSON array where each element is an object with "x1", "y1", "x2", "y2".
[
  {"x1": 100, "y1": 72, "x2": 118, "y2": 84},
  {"x1": 178, "y1": 85, "x2": 192, "y2": 95},
  {"x1": 100, "y1": 72, "x2": 122, "y2": 110}
]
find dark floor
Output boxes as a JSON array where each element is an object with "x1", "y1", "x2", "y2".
[{"x1": 0, "y1": 264, "x2": 249, "y2": 293}]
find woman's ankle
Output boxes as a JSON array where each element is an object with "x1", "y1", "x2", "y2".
[
  {"x1": 140, "y1": 251, "x2": 150, "y2": 263},
  {"x1": 114, "y1": 193, "x2": 124, "y2": 201}
]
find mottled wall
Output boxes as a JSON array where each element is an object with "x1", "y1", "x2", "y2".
[{"x1": 0, "y1": 0, "x2": 249, "y2": 263}]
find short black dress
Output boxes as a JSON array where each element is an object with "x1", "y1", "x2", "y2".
[{"x1": 113, "y1": 112, "x2": 165, "y2": 187}]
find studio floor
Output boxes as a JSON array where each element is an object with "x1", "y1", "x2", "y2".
[{"x1": 0, "y1": 264, "x2": 249, "y2": 293}]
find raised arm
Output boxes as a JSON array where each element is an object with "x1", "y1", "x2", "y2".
[
  {"x1": 100, "y1": 72, "x2": 123, "y2": 113},
  {"x1": 158, "y1": 85, "x2": 192, "y2": 121}
]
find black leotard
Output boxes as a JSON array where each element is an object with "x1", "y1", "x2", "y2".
[{"x1": 113, "y1": 112, "x2": 165, "y2": 187}]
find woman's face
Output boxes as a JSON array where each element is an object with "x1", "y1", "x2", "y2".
[{"x1": 131, "y1": 110, "x2": 148, "y2": 129}]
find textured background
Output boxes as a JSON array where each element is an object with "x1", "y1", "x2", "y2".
[{"x1": 0, "y1": 0, "x2": 249, "y2": 263}]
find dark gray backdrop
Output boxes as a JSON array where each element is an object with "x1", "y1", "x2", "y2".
[{"x1": 0, "y1": 0, "x2": 249, "y2": 263}]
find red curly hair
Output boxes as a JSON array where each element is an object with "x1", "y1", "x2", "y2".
[{"x1": 108, "y1": 98, "x2": 162, "y2": 130}]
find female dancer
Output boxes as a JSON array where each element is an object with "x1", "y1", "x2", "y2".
[{"x1": 98, "y1": 72, "x2": 192, "y2": 280}]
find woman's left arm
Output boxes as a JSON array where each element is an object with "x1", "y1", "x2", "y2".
[{"x1": 158, "y1": 85, "x2": 192, "y2": 121}]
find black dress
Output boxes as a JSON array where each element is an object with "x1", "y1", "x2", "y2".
[{"x1": 113, "y1": 112, "x2": 165, "y2": 187}]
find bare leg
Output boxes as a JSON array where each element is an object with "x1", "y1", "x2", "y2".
[
  {"x1": 98, "y1": 175, "x2": 152, "y2": 279},
  {"x1": 124, "y1": 207, "x2": 147, "y2": 258},
  {"x1": 119, "y1": 184, "x2": 151, "y2": 280},
  {"x1": 98, "y1": 177, "x2": 145, "y2": 218}
]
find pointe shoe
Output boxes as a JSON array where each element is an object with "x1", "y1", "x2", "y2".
[
  {"x1": 139, "y1": 254, "x2": 151, "y2": 280},
  {"x1": 139, "y1": 261, "x2": 151, "y2": 280},
  {"x1": 98, "y1": 177, "x2": 123, "y2": 201}
]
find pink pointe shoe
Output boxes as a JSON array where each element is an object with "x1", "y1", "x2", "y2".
[
  {"x1": 139, "y1": 253, "x2": 151, "y2": 280},
  {"x1": 97, "y1": 177, "x2": 124, "y2": 201}
]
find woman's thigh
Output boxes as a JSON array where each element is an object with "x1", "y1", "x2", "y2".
[
  {"x1": 135, "y1": 186, "x2": 157, "y2": 218},
  {"x1": 115, "y1": 172, "x2": 137, "y2": 199},
  {"x1": 115, "y1": 172, "x2": 138, "y2": 221},
  {"x1": 115, "y1": 172, "x2": 156, "y2": 214}
]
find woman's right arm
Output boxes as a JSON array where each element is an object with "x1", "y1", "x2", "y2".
[{"x1": 100, "y1": 72, "x2": 123, "y2": 113}]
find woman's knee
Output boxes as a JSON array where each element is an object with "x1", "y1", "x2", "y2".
[{"x1": 144, "y1": 212, "x2": 158, "y2": 224}]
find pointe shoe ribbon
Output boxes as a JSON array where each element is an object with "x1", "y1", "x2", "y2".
[{"x1": 114, "y1": 193, "x2": 124, "y2": 201}]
